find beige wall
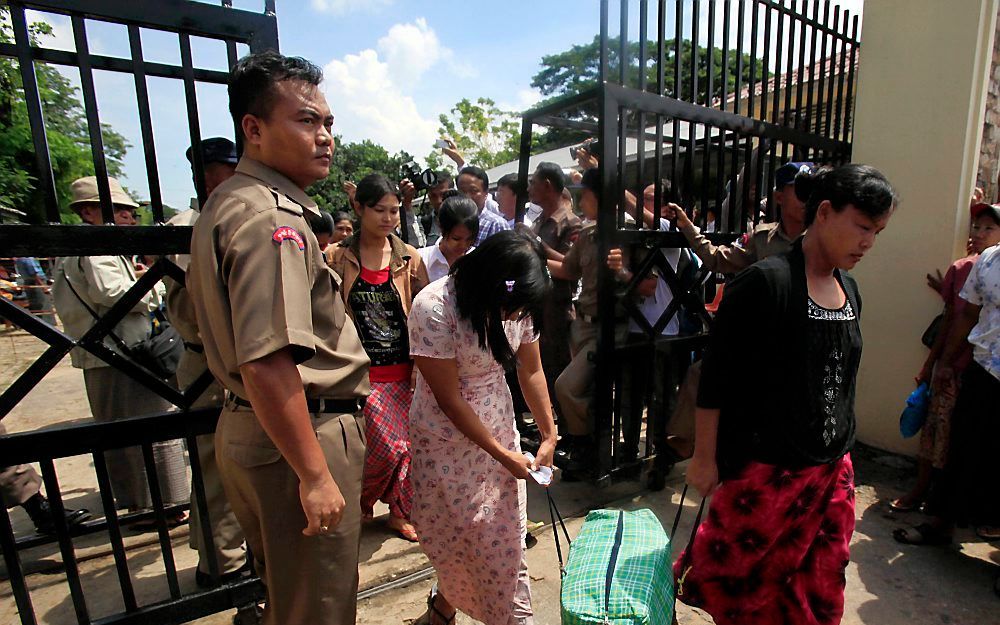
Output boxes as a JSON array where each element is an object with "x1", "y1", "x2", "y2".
[{"x1": 850, "y1": 0, "x2": 998, "y2": 454}]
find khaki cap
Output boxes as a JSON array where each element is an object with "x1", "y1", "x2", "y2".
[{"x1": 69, "y1": 176, "x2": 138, "y2": 211}]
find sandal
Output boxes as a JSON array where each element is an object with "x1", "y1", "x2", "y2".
[
  {"x1": 976, "y1": 526, "x2": 1000, "y2": 541},
  {"x1": 413, "y1": 585, "x2": 455, "y2": 625},
  {"x1": 892, "y1": 523, "x2": 951, "y2": 546},
  {"x1": 889, "y1": 497, "x2": 921, "y2": 513},
  {"x1": 387, "y1": 515, "x2": 419, "y2": 542}
]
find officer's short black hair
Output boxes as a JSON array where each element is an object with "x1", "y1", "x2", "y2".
[
  {"x1": 309, "y1": 210, "x2": 335, "y2": 235},
  {"x1": 533, "y1": 162, "x2": 566, "y2": 194},
  {"x1": 229, "y1": 50, "x2": 323, "y2": 129},
  {"x1": 459, "y1": 166, "x2": 489, "y2": 192}
]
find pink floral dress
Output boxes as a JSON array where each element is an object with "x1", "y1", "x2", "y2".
[{"x1": 408, "y1": 277, "x2": 536, "y2": 625}]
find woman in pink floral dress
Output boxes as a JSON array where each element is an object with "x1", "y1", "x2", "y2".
[{"x1": 408, "y1": 230, "x2": 558, "y2": 625}]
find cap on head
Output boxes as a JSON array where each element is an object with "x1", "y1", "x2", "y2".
[
  {"x1": 186, "y1": 137, "x2": 238, "y2": 166},
  {"x1": 775, "y1": 161, "x2": 815, "y2": 189},
  {"x1": 971, "y1": 201, "x2": 1000, "y2": 224},
  {"x1": 69, "y1": 176, "x2": 138, "y2": 212}
]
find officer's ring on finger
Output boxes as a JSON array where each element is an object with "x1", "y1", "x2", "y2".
[{"x1": 319, "y1": 525, "x2": 329, "y2": 532}]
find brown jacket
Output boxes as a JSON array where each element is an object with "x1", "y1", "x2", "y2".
[{"x1": 326, "y1": 232, "x2": 430, "y2": 319}]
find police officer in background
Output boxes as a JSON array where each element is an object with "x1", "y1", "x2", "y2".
[
  {"x1": 164, "y1": 137, "x2": 248, "y2": 589},
  {"x1": 187, "y1": 51, "x2": 370, "y2": 625}
]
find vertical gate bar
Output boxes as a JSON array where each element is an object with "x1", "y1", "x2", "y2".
[
  {"x1": 833, "y1": 7, "x2": 849, "y2": 146},
  {"x1": 600, "y1": 0, "x2": 609, "y2": 84},
  {"x1": 619, "y1": 0, "x2": 628, "y2": 86},
  {"x1": 0, "y1": 504, "x2": 38, "y2": 625},
  {"x1": 516, "y1": 118, "x2": 533, "y2": 223},
  {"x1": 760, "y1": 2, "x2": 774, "y2": 137},
  {"x1": 730, "y1": 0, "x2": 746, "y2": 230},
  {"x1": 596, "y1": 86, "x2": 618, "y2": 476},
  {"x1": 187, "y1": 433, "x2": 222, "y2": 582},
  {"x1": 817, "y1": 1, "x2": 831, "y2": 139},
  {"x1": 179, "y1": 34, "x2": 208, "y2": 209},
  {"x1": 742, "y1": 1, "x2": 759, "y2": 223},
  {"x1": 140, "y1": 443, "x2": 182, "y2": 599},
  {"x1": 222, "y1": 1, "x2": 242, "y2": 154},
  {"x1": 38, "y1": 459, "x2": 90, "y2": 624},
  {"x1": 92, "y1": 451, "x2": 138, "y2": 611},
  {"x1": 702, "y1": 1, "x2": 714, "y2": 225},
  {"x1": 127, "y1": 25, "x2": 164, "y2": 223},
  {"x1": 9, "y1": 4, "x2": 60, "y2": 223},
  {"x1": 782, "y1": 0, "x2": 797, "y2": 128},
  {"x1": 765, "y1": 2, "x2": 785, "y2": 218},
  {"x1": 71, "y1": 15, "x2": 115, "y2": 225},
  {"x1": 688, "y1": 1, "x2": 699, "y2": 214},
  {"x1": 637, "y1": 0, "x2": 648, "y2": 227},
  {"x1": 720, "y1": 0, "x2": 730, "y2": 112},
  {"x1": 654, "y1": 0, "x2": 666, "y2": 231},
  {"x1": 843, "y1": 14, "x2": 859, "y2": 149},
  {"x1": 670, "y1": 0, "x2": 682, "y2": 189},
  {"x1": 805, "y1": 0, "x2": 820, "y2": 136},
  {"x1": 824, "y1": 8, "x2": 840, "y2": 141},
  {"x1": 618, "y1": 105, "x2": 627, "y2": 230},
  {"x1": 794, "y1": 0, "x2": 809, "y2": 134}
]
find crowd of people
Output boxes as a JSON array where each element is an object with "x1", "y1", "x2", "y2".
[{"x1": 4, "y1": 47, "x2": 998, "y2": 625}]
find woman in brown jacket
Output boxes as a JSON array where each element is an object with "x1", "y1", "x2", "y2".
[{"x1": 328, "y1": 173, "x2": 429, "y2": 541}]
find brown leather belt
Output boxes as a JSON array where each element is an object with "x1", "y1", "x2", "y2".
[{"x1": 227, "y1": 393, "x2": 366, "y2": 414}]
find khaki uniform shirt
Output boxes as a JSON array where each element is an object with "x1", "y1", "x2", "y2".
[
  {"x1": 51, "y1": 254, "x2": 163, "y2": 369},
  {"x1": 560, "y1": 223, "x2": 599, "y2": 318},
  {"x1": 533, "y1": 205, "x2": 582, "y2": 302},
  {"x1": 680, "y1": 220, "x2": 795, "y2": 274},
  {"x1": 165, "y1": 206, "x2": 201, "y2": 346},
  {"x1": 187, "y1": 157, "x2": 370, "y2": 400}
]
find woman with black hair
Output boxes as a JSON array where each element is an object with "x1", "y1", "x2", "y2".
[
  {"x1": 408, "y1": 230, "x2": 557, "y2": 625},
  {"x1": 675, "y1": 164, "x2": 897, "y2": 625},
  {"x1": 328, "y1": 173, "x2": 429, "y2": 542},
  {"x1": 417, "y1": 192, "x2": 480, "y2": 282}
]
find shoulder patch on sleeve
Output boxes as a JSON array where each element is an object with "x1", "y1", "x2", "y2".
[{"x1": 272, "y1": 226, "x2": 305, "y2": 251}]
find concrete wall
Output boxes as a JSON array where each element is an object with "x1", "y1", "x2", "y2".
[{"x1": 850, "y1": 0, "x2": 998, "y2": 454}]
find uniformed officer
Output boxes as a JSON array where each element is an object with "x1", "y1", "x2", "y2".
[
  {"x1": 186, "y1": 51, "x2": 369, "y2": 625},
  {"x1": 164, "y1": 137, "x2": 247, "y2": 588},
  {"x1": 671, "y1": 161, "x2": 815, "y2": 273},
  {"x1": 527, "y1": 162, "x2": 582, "y2": 423}
]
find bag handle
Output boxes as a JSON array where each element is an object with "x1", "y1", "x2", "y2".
[
  {"x1": 546, "y1": 489, "x2": 572, "y2": 578},
  {"x1": 670, "y1": 484, "x2": 706, "y2": 613}
]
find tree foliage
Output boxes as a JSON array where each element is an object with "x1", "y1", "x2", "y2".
[
  {"x1": 308, "y1": 137, "x2": 414, "y2": 214},
  {"x1": 428, "y1": 97, "x2": 522, "y2": 172},
  {"x1": 0, "y1": 9, "x2": 130, "y2": 223}
]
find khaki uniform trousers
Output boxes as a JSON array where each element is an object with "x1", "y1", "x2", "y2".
[
  {"x1": 216, "y1": 404, "x2": 366, "y2": 625},
  {"x1": 554, "y1": 319, "x2": 628, "y2": 437},
  {"x1": 177, "y1": 348, "x2": 246, "y2": 575},
  {"x1": 0, "y1": 422, "x2": 42, "y2": 508}
]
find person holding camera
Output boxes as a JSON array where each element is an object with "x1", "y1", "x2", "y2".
[{"x1": 328, "y1": 173, "x2": 430, "y2": 542}]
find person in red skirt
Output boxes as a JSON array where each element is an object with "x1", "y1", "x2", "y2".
[
  {"x1": 676, "y1": 164, "x2": 897, "y2": 625},
  {"x1": 328, "y1": 173, "x2": 430, "y2": 541}
]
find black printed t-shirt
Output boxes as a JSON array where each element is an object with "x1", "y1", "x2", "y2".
[{"x1": 348, "y1": 266, "x2": 410, "y2": 382}]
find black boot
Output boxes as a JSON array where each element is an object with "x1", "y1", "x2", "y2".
[{"x1": 22, "y1": 494, "x2": 91, "y2": 535}]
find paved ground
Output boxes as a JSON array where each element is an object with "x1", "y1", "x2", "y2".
[{"x1": 1, "y1": 328, "x2": 998, "y2": 624}]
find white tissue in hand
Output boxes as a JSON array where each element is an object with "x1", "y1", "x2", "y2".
[{"x1": 522, "y1": 452, "x2": 553, "y2": 485}]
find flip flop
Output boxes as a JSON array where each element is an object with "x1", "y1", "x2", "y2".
[
  {"x1": 889, "y1": 498, "x2": 920, "y2": 513},
  {"x1": 893, "y1": 523, "x2": 951, "y2": 546},
  {"x1": 387, "y1": 516, "x2": 419, "y2": 542}
]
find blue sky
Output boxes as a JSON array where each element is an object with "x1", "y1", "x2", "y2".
[{"x1": 21, "y1": 0, "x2": 863, "y2": 212}]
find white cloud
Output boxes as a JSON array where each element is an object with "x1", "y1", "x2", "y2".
[
  {"x1": 322, "y1": 19, "x2": 466, "y2": 163},
  {"x1": 311, "y1": 0, "x2": 392, "y2": 14}
]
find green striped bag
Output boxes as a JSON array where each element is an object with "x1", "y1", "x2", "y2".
[{"x1": 557, "y1": 507, "x2": 675, "y2": 625}]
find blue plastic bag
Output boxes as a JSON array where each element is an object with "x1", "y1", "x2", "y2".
[{"x1": 899, "y1": 382, "x2": 930, "y2": 438}]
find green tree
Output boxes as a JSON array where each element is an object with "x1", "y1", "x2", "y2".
[
  {"x1": 0, "y1": 9, "x2": 130, "y2": 223},
  {"x1": 429, "y1": 97, "x2": 523, "y2": 172},
  {"x1": 308, "y1": 137, "x2": 414, "y2": 214}
]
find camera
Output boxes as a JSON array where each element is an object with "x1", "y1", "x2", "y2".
[
  {"x1": 568, "y1": 139, "x2": 601, "y2": 162},
  {"x1": 400, "y1": 161, "x2": 439, "y2": 192}
]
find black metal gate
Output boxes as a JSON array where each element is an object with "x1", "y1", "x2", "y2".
[
  {"x1": 516, "y1": 0, "x2": 859, "y2": 481},
  {"x1": 0, "y1": 2, "x2": 277, "y2": 623}
]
